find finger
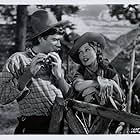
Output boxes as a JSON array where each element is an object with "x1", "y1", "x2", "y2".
[
  {"x1": 32, "y1": 58, "x2": 45, "y2": 64},
  {"x1": 47, "y1": 54, "x2": 58, "y2": 62},
  {"x1": 48, "y1": 52, "x2": 61, "y2": 62},
  {"x1": 33, "y1": 54, "x2": 48, "y2": 62},
  {"x1": 51, "y1": 62, "x2": 58, "y2": 66},
  {"x1": 37, "y1": 53, "x2": 48, "y2": 58},
  {"x1": 49, "y1": 52, "x2": 59, "y2": 58},
  {"x1": 18, "y1": 56, "x2": 26, "y2": 74}
]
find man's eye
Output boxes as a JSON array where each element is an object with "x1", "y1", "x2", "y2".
[
  {"x1": 52, "y1": 38, "x2": 59, "y2": 41},
  {"x1": 52, "y1": 39, "x2": 57, "y2": 41},
  {"x1": 43, "y1": 36, "x2": 47, "y2": 40}
]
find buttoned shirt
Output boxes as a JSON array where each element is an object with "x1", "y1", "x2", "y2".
[{"x1": 0, "y1": 49, "x2": 63, "y2": 117}]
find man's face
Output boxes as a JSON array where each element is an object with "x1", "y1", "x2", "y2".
[{"x1": 39, "y1": 34, "x2": 62, "y2": 54}]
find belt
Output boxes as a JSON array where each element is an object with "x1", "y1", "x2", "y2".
[
  {"x1": 18, "y1": 115, "x2": 51, "y2": 122},
  {"x1": 15, "y1": 115, "x2": 51, "y2": 134}
]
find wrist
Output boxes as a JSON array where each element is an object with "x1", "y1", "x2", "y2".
[
  {"x1": 18, "y1": 68, "x2": 33, "y2": 91},
  {"x1": 54, "y1": 67, "x2": 64, "y2": 80},
  {"x1": 56, "y1": 73, "x2": 63, "y2": 80}
]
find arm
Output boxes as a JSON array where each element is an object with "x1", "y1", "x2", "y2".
[
  {"x1": 0, "y1": 53, "x2": 32, "y2": 104},
  {"x1": 17, "y1": 67, "x2": 32, "y2": 91},
  {"x1": 74, "y1": 79, "x2": 97, "y2": 92},
  {"x1": 48, "y1": 52, "x2": 70, "y2": 98},
  {"x1": 73, "y1": 72, "x2": 99, "y2": 92},
  {"x1": 56, "y1": 76, "x2": 71, "y2": 98}
]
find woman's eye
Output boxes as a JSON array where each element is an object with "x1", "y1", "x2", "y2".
[
  {"x1": 85, "y1": 48, "x2": 90, "y2": 52},
  {"x1": 79, "y1": 51, "x2": 84, "y2": 56},
  {"x1": 79, "y1": 51, "x2": 82, "y2": 55}
]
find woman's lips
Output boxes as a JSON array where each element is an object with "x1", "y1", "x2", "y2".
[{"x1": 83, "y1": 58, "x2": 89, "y2": 62}]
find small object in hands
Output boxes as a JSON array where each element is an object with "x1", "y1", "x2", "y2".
[
  {"x1": 43, "y1": 56, "x2": 54, "y2": 70},
  {"x1": 45, "y1": 56, "x2": 53, "y2": 65}
]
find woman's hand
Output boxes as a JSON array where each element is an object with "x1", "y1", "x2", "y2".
[{"x1": 74, "y1": 79, "x2": 99, "y2": 92}]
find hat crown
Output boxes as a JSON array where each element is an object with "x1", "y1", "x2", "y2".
[
  {"x1": 75, "y1": 32, "x2": 106, "y2": 49},
  {"x1": 30, "y1": 10, "x2": 58, "y2": 37}
]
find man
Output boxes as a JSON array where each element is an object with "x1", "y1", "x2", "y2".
[{"x1": 0, "y1": 9, "x2": 69, "y2": 134}]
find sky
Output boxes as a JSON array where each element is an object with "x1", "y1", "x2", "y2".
[
  {"x1": 62, "y1": 5, "x2": 137, "y2": 40},
  {"x1": 0, "y1": 4, "x2": 138, "y2": 40}
]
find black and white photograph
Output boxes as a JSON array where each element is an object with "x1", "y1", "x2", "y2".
[{"x1": 0, "y1": 2, "x2": 140, "y2": 136}]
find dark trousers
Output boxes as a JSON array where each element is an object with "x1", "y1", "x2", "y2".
[{"x1": 14, "y1": 116, "x2": 51, "y2": 134}]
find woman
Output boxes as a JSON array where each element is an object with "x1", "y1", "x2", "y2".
[{"x1": 69, "y1": 32, "x2": 125, "y2": 134}]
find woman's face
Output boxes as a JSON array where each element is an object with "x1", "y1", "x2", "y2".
[{"x1": 78, "y1": 43, "x2": 97, "y2": 66}]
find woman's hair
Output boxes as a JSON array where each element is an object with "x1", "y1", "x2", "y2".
[
  {"x1": 96, "y1": 48, "x2": 110, "y2": 70},
  {"x1": 88, "y1": 41, "x2": 106, "y2": 66}
]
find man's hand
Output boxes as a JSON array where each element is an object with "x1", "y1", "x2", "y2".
[
  {"x1": 30, "y1": 53, "x2": 48, "y2": 76},
  {"x1": 47, "y1": 52, "x2": 63, "y2": 79}
]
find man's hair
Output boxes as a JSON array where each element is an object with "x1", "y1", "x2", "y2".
[
  {"x1": 31, "y1": 28, "x2": 59, "y2": 46},
  {"x1": 31, "y1": 38, "x2": 40, "y2": 46}
]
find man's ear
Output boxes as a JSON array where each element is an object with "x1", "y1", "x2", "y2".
[{"x1": 38, "y1": 36, "x2": 43, "y2": 43}]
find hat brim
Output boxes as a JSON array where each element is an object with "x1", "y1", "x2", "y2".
[
  {"x1": 69, "y1": 48, "x2": 81, "y2": 64},
  {"x1": 60, "y1": 38, "x2": 73, "y2": 49},
  {"x1": 28, "y1": 20, "x2": 70, "y2": 41}
]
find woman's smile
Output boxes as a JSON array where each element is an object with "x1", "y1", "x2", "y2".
[{"x1": 83, "y1": 57, "x2": 89, "y2": 62}]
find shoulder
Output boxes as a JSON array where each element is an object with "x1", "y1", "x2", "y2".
[
  {"x1": 3, "y1": 52, "x2": 26, "y2": 71},
  {"x1": 6, "y1": 51, "x2": 27, "y2": 65},
  {"x1": 8, "y1": 52, "x2": 25, "y2": 60}
]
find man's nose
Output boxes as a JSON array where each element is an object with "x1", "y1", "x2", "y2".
[{"x1": 56, "y1": 40, "x2": 61, "y2": 48}]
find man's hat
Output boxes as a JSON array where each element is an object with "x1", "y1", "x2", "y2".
[
  {"x1": 29, "y1": 9, "x2": 69, "y2": 41},
  {"x1": 60, "y1": 32, "x2": 80, "y2": 49},
  {"x1": 69, "y1": 32, "x2": 106, "y2": 64}
]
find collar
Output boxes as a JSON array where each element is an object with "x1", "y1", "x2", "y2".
[
  {"x1": 26, "y1": 48, "x2": 37, "y2": 59},
  {"x1": 31, "y1": 48, "x2": 38, "y2": 55}
]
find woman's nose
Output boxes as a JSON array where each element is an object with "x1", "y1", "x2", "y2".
[{"x1": 82, "y1": 52, "x2": 87, "y2": 57}]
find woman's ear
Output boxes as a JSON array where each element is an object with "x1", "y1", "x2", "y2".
[{"x1": 97, "y1": 47, "x2": 102, "y2": 53}]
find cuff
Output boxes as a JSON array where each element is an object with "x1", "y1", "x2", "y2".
[{"x1": 16, "y1": 86, "x2": 30, "y2": 102}]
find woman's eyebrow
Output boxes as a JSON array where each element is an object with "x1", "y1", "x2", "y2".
[
  {"x1": 84, "y1": 44, "x2": 91, "y2": 49},
  {"x1": 78, "y1": 49, "x2": 82, "y2": 53}
]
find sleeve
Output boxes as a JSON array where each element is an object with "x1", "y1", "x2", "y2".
[
  {"x1": 72, "y1": 71, "x2": 84, "y2": 88},
  {"x1": 0, "y1": 53, "x2": 30, "y2": 105}
]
